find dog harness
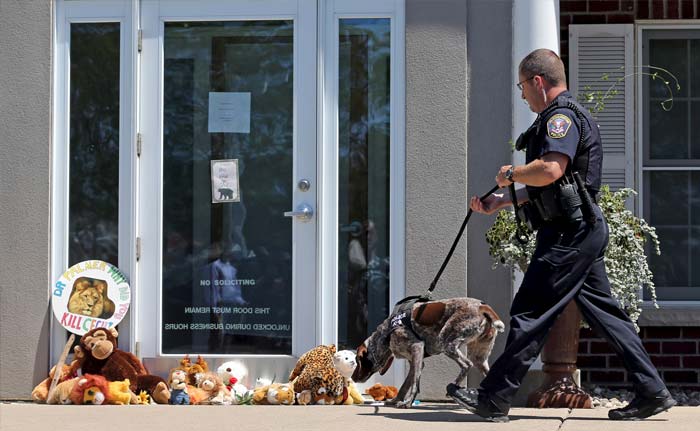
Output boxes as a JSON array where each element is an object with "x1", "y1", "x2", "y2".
[{"x1": 388, "y1": 298, "x2": 432, "y2": 358}]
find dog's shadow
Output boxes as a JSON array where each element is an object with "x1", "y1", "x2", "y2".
[{"x1": 355, "y1": 403, "x2": 564, "y2": 422}]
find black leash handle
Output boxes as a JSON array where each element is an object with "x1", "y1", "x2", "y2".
[{"x1": 427, "y1": 184, "x2": 501, "y2": 295}]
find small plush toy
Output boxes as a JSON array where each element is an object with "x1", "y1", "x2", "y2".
[
  {"x1": 107, "y1": 379, "x2": 137, "y2": 405},
  {"x1": 289, "y1": 344, "x2": 346, "y2": 405},
  {"x1": 46, "y1": 377, "x2": 79, "y2": 405},
  {"x1": 217, "y1": 360, "x2": 251, "y2": 401},
  {"x1": 136, "y1": 390, "x2": 151, "y2": 405},
  {"x1": 252, "y1": 383, "x2": 295, "y2": 405},
  {"x1": 180, "y1": 354, "x2": 209, "y2": 386},
  {"x1": 168, "y1": 369, "x2": 190, "y2": 405},
  {"x1": 365, "y1": 383, "x2": 398, "y2": 401},
  {"x1": 255, "y1": 377, "x2": 273, "y2": 388},
  {"x1": 332, "y1": 350, "x2": 363, "y2": 405},
  {"x1": 69, "y1": 374, "x2": 110, "y2": 405},
  {"x1": 74, "y1": 328, "x2": 170, "y2": 404},
  {"x1": 31, "y1": 360, "x2": 81, "y2": 403},
  {"x1": 195, "y1": 372, "x2": 232, "y2": 405}
]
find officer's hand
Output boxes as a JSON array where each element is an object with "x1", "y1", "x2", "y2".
[
  {"x1": 496, "y1": 165, "x2": 514, "y2": 188},
  {"x1": 470, "y1": 194, "x2": 503, "y2": 215}
]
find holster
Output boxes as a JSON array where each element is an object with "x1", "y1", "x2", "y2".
[{"x1": 521, "y1": 177, "x2": 586, "y2": 229}]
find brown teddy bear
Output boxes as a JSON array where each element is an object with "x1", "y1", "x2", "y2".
[
  {"x1": 178, "y1": 354, "x2": 209, "y2": 386},
  {"x1": 365, "y1": 383, "x2": 398, "y2": 401},
  {"x1": 74, "y1": 327, "x2": 170, "y2": 404},
  {"x1": 194, "y1": 372, "x2": 232, "y2": 405}
]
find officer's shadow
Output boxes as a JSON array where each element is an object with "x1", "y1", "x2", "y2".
[
  {"x1": 355, "y1": 403, "x2": 563, "y2": 422},
  {"x1": 356, "y1": 404, "x2": 671, "y2": 423}
]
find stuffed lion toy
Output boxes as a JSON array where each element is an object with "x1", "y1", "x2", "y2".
[{"x1": 252, "y1": 383, "x2": 296, "y2": 405}]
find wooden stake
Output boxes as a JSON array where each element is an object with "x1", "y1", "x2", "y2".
[{"x1": 45, "y1": 333, "x2": 75, "y2": 403}]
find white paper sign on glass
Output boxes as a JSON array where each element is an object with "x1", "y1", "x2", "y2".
[{"x1": 208, "y1": 92, "x2": 251, "y2": 133}]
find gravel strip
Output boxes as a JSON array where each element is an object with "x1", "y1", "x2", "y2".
[{"x1": 585, "y1": 386, "x2": 700, "y2": 408}]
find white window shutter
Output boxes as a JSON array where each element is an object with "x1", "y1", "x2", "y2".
[{"x1": 569, "y1": 24, "x2": 634, "y2": 194}]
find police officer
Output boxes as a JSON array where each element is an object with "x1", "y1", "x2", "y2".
[{"x1": 447, "y1": 49, "x2": 674, "y2": 422}]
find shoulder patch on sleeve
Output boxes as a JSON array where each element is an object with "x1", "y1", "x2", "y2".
[{"x1": 547, "y1": 113, "x2": 572, "y2": 139}]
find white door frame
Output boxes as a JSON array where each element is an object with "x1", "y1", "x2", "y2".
[
  {"x1": 318, "y1": 0, "x2": 406, "y2": 385},
  {"x1": 51, "y1": 0, "x2": 138, "y2": 362},
  {"x1": 137, "y1": 0, "x2": 318, "y2": 375}
]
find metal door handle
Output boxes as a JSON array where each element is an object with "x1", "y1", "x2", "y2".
[{"x1": 284, "y1": 203, "x2": 314, "y2": 222}]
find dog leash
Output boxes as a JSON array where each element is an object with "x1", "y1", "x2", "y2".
[
  {"x1": 426, "y1": 184, "x2": 501, "y2": 296},
  {"x1": 395, "y1": 184, "x2": 501, "y2": 309}
]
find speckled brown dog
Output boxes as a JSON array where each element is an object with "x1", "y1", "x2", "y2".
[{"x1": 352, "y1": 297, "x2": 504, "y2": 408}]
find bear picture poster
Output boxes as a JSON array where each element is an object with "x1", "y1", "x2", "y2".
[{"x1": 211, "y1": 159, "x2": 240, "y2": 203}]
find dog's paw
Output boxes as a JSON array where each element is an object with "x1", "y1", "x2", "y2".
[{"x1": 395, "y1": 399, "x2": 413, "y2": 409}]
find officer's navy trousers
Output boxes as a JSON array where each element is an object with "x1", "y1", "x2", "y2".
[{"x1": 480, "y1": 205, "x2": 666, "y2": 412}]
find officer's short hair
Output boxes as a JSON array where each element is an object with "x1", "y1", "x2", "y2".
[{"x1": 519, "y1": 49, "x2": 567, "y2": 86}]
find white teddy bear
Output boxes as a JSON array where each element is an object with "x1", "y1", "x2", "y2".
[{"x1": 217, "y1": 361, "x2": 252, "y2": 403}]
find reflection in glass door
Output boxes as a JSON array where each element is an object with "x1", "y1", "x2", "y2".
[
  {"x1": 161, "y1": 21, "x2": 295, "y2": 354},
  {"x1": 337, "y1": 18, "x2": 392, "y2": 351}
]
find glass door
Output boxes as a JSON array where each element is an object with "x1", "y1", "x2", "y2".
[{"x1": 138, "y1": 0, "x2": 317, "y2": 379}]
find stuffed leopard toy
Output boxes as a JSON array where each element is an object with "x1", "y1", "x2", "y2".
[{"x1": 289, "y1": 344, "x2": 346, "y2": 405}]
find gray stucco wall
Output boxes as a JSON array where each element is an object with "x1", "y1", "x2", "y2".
[
  {"x1": 0, "y1": 0, "x2": 53, "y2": 399},
  {"x1": 406, "y1": 0, "x2": 513, "y2": 399},
  {"x1": 465, "y1": 0, "x2": 514, "y2": 387},
  {"x1": 405, "y1": 0, "x2": 468, "y2": 400}
]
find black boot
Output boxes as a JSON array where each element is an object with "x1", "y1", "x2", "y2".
[
  {"x1": 446, "y1": 384, "x2": 509, "y2": 423},
  {"x1": 608, "y1": 389, "x2": 676, "y2": 421}
]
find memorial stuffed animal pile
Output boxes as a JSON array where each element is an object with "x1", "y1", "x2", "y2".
[{"x1": 33, "y1": 338, "x2": 391, "y2": 407}]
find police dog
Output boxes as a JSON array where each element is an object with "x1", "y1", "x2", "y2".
[{"x1": 352, "y1": 297, "x2": 504, "y2": 408}]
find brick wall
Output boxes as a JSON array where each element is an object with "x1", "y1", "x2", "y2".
[
  {"x1": 578, "y1": 327, "x2": 700, "y2": 389},
  {"x1": 560, "y1": 0, "x2": 700, "y2": 72},
  {"x1": 560, "y1": 1, "x2": 700, "y2": 391}
]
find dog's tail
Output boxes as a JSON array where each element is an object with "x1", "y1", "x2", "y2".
[{"x1": 479, "y1": 304, "x2": 505, "y2": 333}]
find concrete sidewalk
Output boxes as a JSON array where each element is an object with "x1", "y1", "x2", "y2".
[{"x1": 1, "y1": 402, "x2": 695, "y2": 431}]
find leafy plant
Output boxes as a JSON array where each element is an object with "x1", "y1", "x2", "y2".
[
  {"x1": 485, "y1": 186, "x2": 660, "y2": 329},
  {"x1": 235, "y1": 391, "x2": 254, "y2": 405}
]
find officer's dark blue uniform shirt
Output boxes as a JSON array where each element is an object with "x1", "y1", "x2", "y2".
[{"x1": 523, "y1": 90, "x2": 603, "y2": 199}]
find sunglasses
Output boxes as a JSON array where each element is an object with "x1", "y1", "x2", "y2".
[{"x1": 516, "y1": 76, "x2": 536, "y2": 91}]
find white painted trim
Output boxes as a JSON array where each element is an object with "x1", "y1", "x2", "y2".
[
  {"x1": 319, "y1": 0, "x2": 405, "y2": 387},
  {"x1": 51, "y1": 0, "x2": 136, "y2": 364},
  {"x1": 636, "y1": 23, "x2": 700, "y2": 305},
  {"x1": 642, "y1": 166, "x2": 700, "y2": 171}
]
